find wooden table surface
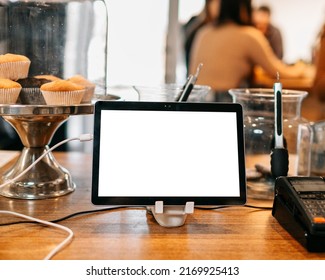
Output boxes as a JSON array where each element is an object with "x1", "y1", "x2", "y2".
[{"x1": 1, "y1": 152, "x2": 325, "y2": 260}]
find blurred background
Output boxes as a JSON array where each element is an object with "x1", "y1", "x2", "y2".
[
  {"x1": 1, "y1": 0, "x2": 324, "y2": 152},
  {"x1": 68, "y1": 0, "x2": 325, "y2": 152},
  {"x1": 106, "y1": 0, "x2": 325, "y2": 86}
]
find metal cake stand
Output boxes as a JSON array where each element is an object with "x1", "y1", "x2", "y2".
[{"x1": 0, "y1": 103, "x2": 94, "y2": 199}]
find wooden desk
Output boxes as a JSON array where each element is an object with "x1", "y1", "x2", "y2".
[{"x1": 0, "y1": 152, "x2": 325, "y2": 260}]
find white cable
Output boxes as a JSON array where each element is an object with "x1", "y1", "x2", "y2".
[
  {"x1": 0, "y1": 210, "x2": 73, "y2": 260},
  {"x1": 0, "y1": 133, "x2": 93, "y2": 189},
  {"x1": 0, "y1": 133, "x2": 93, "y2": 259}
]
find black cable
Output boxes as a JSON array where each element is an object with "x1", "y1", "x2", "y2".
[
  {"x1": 195, "y1": 205, "x2": 272, "y2": 210},
  {"x1": 0, "y1": 206, "x2": 146, "y2": 227},
  {"x1": 0, "y1": 203, "x2": 272, "y2": 227},
  {"x1": 50, "y1": 206, "x2": 146, "y2": 223},
  {"x1": 244, "y1": 204, "x2": 273, "y2": 210},
  {"x1": 194, "y1": 206, "x2": 231, "y2": 210}
]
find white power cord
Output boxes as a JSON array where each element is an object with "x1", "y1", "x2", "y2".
[
  {"x1": 0, "y1": 133, "x2": 93, "y2": 260},
  {"x1": 0, "y1": 210, "x2": 73, "y2": 260},
  {"x1": 0, "y1": 133, "x2": 93, "y2": 189}
]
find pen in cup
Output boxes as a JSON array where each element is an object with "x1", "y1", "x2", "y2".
[
  {"x1": 270, "y1": 72, "x2": 289, "y2": 178},
  {"x1": 274, "y1": 72, "x2": 284, "y2": 148},
  {"x1": 177, "y1": 63, "x2": 203, "y2": 102}
]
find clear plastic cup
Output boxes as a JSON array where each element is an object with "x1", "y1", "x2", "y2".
[{"x1": 133, "y1": 84, "x2": 211, "y2": 102}]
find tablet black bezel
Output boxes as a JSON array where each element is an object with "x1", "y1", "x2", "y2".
[{"x1": 91, "y1": 101, "x2": 246, "y2": 206}]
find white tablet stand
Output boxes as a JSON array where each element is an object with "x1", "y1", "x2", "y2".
[{"x1": 147, "y1": 201, "x2": 195, "y2": 227}]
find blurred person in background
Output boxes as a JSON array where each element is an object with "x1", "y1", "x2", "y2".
[
  {"x1": 189, "y1": 0, "x2": 306, "y2": 102},
  {"x1": 253, "y1": 5, "x2": 283, "y2": 60},
  {"x1": 183, "y1": 0, "x2": 220, "y2": 73}
]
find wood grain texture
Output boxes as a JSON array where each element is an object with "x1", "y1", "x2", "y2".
[{"x1": 1, "y1": 152, "x2": 325, "y2": 260}]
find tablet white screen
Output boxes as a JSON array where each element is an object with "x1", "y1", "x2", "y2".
[{"x1": 97, "y1": 110, "x2": 241, "y2": 197}]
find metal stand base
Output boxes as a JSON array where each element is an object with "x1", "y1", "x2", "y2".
[
  {"x1": 0, "y1": 147, "x2": 75, "y2": 199},
  {"x1": 0, "y1": 104, "x2": 94, "y2": 199},
  {"x1": 147, "y1": 201, "x2": 194, "y2": 227}
]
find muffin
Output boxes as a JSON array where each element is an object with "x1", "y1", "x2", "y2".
[
  {"x1": 16, "y1": 77, "x2": 52, "y2": 104},
  {"x1": 0, "y1": 78, "x2": 22, "y2": 104},
  {"x1": 67, "y1": 75, "x2": 95, "y2": 103},
  {"x1": 0, "y1": 53, "x2": 31, "y2": 81},
  {"x1": 17, "y1": 77, "x2": 51, "y2": 88},
  {"x1": 40, "y1": 80, "x2": 85, "y2": 105}
]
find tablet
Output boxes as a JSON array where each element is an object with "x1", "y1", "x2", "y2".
[{"x1": 91, "y1": 101, "x2": 246, "y2": 206}]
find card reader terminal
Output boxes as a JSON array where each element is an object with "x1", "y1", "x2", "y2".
[{"x1": 272, "y1": 176, "x2": 325, "y2": 252}]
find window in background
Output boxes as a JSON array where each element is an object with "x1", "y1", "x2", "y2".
[
  {"x1": 106, "y1": 0, "x2": 169, "y2": 86},
  {"x1": 106, "y1": 0, "x2": 204, "y2": 86},
  {"x1": 179, "y1": 0, "x2": 204, "y2": 23}
]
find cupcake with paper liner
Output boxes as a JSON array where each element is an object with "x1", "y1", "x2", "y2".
[
  {"x1": 0, "y1": 78, "x2": 22, "y2": 104},
  {"x1": 0, "y1": 53, "x2": 31, "y2": 81},
  {"x1": 16, "y1": 77, "x2": 52, "y2": 105},
  {"x1": 40, "y1": 80, "x2": 85, "y2": 105},
  {"x1": 67, "y1": 75, "x2": 95, "y2": 103}
]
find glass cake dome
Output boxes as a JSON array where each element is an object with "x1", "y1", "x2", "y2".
[{"x1": 0, "y1": 0, "x2": 108, "y2": 94}]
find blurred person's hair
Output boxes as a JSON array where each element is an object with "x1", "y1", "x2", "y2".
[
  {"x1": 257, "y1": 5, "x2": 271, "y2": 15},
  {"x1": 216, "y1": 0, "x2": 252, "y2": 26}
]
